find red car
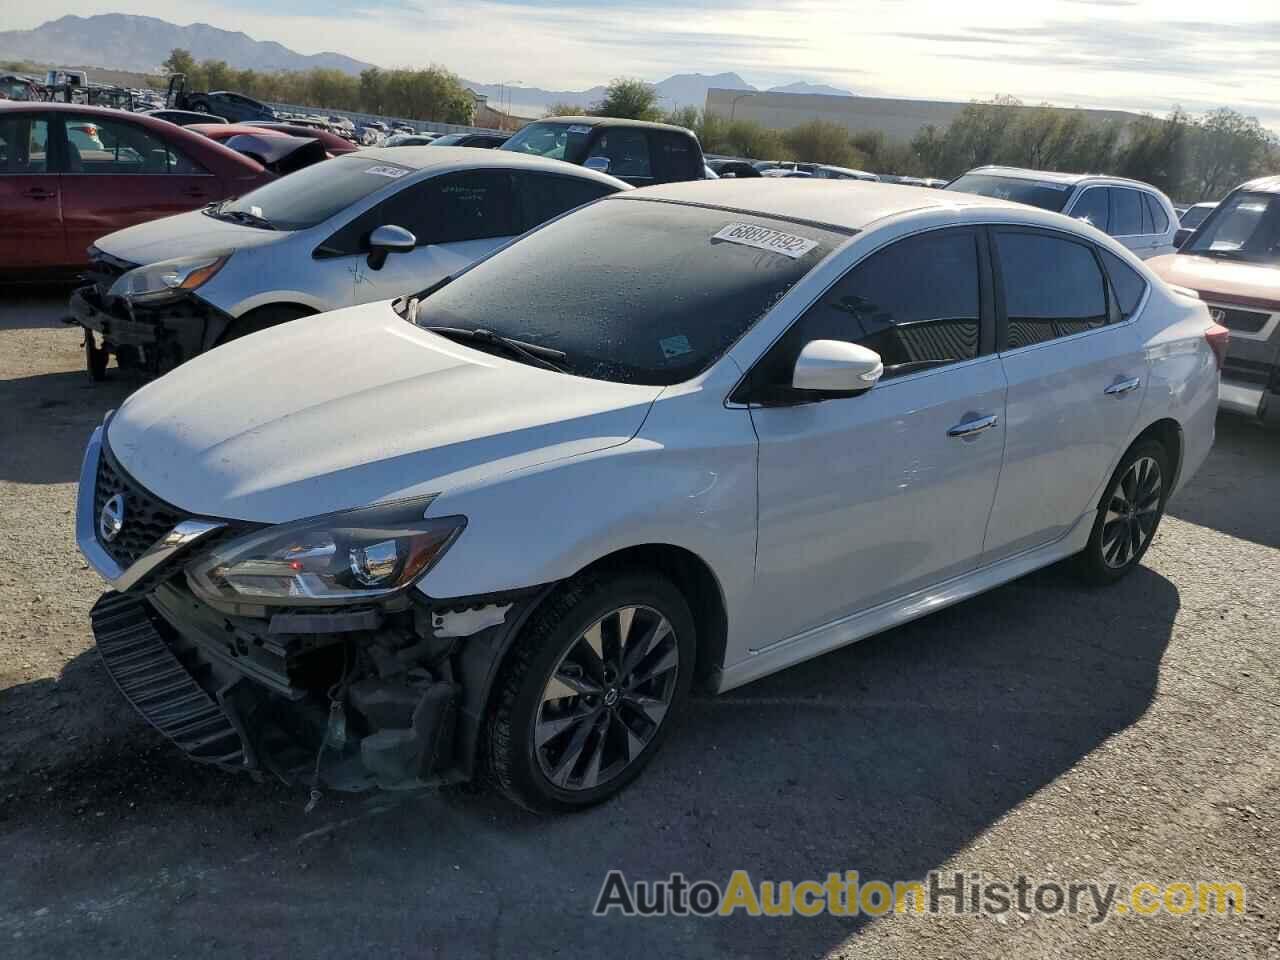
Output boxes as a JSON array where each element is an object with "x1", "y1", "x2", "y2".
[
  {"x1": 0, "y1": 102, "x2": 272, "y2": 275},
  {"x1": 189, "y1": 122, "x2": 360, "y2": 158}
]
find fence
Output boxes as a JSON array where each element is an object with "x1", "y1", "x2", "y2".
[{"x1": 265, "y1": 102, "x2": 504, "y2": 137}]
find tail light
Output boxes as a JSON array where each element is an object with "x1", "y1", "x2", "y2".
[{"x1": 1205, "y1": 323, "x2": 1230, "y2": 370}]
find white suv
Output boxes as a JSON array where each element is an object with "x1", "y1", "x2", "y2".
[
  {"x1": 948, "y1": 166, "x2": 1180, "y2": 260},
  {"x1": 76, "y1": 180, "x2": 1219, "y2": 812}
]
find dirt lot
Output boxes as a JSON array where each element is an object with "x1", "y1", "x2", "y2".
[{"x1": 2, "y1": 287, "x2": 1278, "y2": 959}]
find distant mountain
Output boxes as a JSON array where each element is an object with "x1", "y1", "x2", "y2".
[
  {"x1": 655, "y1": 72, "x2": 752, "y2": 109},
  {"x1": 768, "y1": 81, "x2": 855, "y2": 97},
  {"x1": 0, "y1": 14, "x2": 852, "y2": 113},
  {"x1": 0, "y1": 14, "x2": 373, "y2": 75}
]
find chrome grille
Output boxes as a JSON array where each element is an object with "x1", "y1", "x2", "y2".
[{"x1": 93, "y1": 450, "x2": 183, "y2": 571}]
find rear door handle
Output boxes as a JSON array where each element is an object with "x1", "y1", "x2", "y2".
[
  {"x1": 947, "y1": 414, "x2": 999, "y2": 438},
  {"x1": 23, "y1": 187, "x2": 56, "y2": 200},
  {"x1": 181, "y1": 187, "x2": 208, "y2": 198},
  {"x1": 1104, "y1": 376, "x2": 1141, "y2": 396}
]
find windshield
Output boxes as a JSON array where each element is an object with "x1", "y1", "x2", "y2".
[
  {"x1": 215, "y1": 155, "x2": 411, "y2": 230},
  {"x1": 1180, "y1": 205, "x2": 1215, "y2": 229},
  {"x1": 430, "y1": 133, "x2": 466, "y2": 145},
  {"x1": 1184, "y1": 192, "x2": 1280, "y2": 264},
  {"x1": 946, "y1": 173, "x2": 1074, "y2": 212},
  {"x1": 500, "y1": 121, "x2": 593, "y2": 163},
  {"x1": 413, "y1": 198, "x2": 847, "y2": 385}
]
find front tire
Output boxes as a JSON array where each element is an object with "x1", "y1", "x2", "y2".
[
  {"x1": 1076, "y1": 438, "x2": 1170, "y2": 585},
  {"x1": 220, "y1": 305, "x2": 313, "y2": 344},
  {"x1": 485, "y1": 570, "x2": 696, "y2": 813}
]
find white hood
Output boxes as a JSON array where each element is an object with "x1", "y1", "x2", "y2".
[
  {"x1": 105, "y1": 303, "x2": 663, "y2": 522},
  {"x1": 95, "y1": 208, "x2": 286, "y2": 265}
]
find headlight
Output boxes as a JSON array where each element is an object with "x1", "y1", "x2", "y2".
[
  {"x1": 108, "y1": 253, "x2": 230, "y2": 304},
  {"x1": 185, "y1": 497, "x2": 465, "y2": 607}
]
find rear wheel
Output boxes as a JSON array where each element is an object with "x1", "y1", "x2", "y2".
[
  {"x1": 485, "y1": 570, "x2": 695, "y2": 813},
  {"x1": 1076, "y1": 438, "x2": 1170, "y2": 584},
  {"x1": 220, "y1": 305, "x2": 313, "y2": 344}
]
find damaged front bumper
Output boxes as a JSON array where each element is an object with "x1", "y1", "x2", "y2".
[
  {"x1": 78, "y1": 425, "x2": 544, "y2": 793},
  {"x1": 70, "y1": 285, "x2": 232, "y2": 374}
]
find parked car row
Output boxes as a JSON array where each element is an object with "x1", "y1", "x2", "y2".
[{"x1": 70, "y1": 175, "x2": 1223, "y2": 814}]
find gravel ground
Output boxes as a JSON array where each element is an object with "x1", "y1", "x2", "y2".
[{"x1": 1, "y1": 287, "x2": 1278, "y2": 959}]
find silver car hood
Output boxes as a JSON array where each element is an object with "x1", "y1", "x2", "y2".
[
  {"x1": 104, "y1": 302, "x2": 663, "y2": 523},
  {"x1": 94, "y1": 208, "x2": 286, "y2": 265}
]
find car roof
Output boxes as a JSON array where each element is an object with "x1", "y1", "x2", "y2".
[
  {"x1": 616, "y1": 179, "x2": 1025, "y2": 232},
  {"x1": 348, "y1": 145, "x2": 628, "y2": 185},
  {"x1": 964, "y1": 165, "x2": 1161, "y2": 191},
  {"x1": 538, "y1": 115, "x2": 695, "y2": 135},
  {"x1": 1240, "y1": 175, "x2": 1280, "y2": 194}
]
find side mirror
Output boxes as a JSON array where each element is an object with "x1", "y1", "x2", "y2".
[
  {"x1": 1174, "y1": 227, "x2": 1193, "y2": 249},
  {"x1": 367, "y1": 224, "x2": 416, "y2": 270},
  {"x1": 791, "y1": 340, "x2": 883, "y2": 397},
  {"x1": 583, "y1": 155, "x2": 611, "y2": 174}
]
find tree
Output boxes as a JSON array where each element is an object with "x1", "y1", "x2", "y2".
[
  {"x1": 783, "y1": 119, "x2": 861, "y2": 166},
  {"x1": 544, "y1": 102, "x2": 588, "y2": 117},
  {"x1": 1187, "y1": 108, "x2": 1276, "y2": 201},
  {"x1": 664, "y1": 105, "x2": 700, "y2": 131},
  {"x1": 592, "y1": 78, "x2": 662, "y2": 121},
  {"x1": 161, "y1": 48, "x2": 196, "y2": 78},
  {"x1": 1116, "y1": 110, "x2": 1189, "y2": 196}
]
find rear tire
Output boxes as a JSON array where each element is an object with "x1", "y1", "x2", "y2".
[
  {"x1": 485, "y1": 569, "x2": 696, "y2": 813},
  {"x1": 220, "y1": 305, "x2": 313, "y2": 344},
  {"x1": 1075, "y1": 438, "x2": 1170, "y2": 585}
]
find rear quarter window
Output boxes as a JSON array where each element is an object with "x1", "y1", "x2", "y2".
[{"x1": 1098, "y1": 248, "x2": 1149, "y2": 318}]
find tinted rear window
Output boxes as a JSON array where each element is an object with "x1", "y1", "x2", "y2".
[
  {"x1": 415, "y1": 198, "x2": 848, "y2": 385},
  {"x1": 1099, "y1": 248, "x2": 1148, "y2": 318},
  {"x1": 220, "y1": 155, "x2": 412, "y2": 230},
  {"x1": 946, "y1": 174, "x2": 1073, "y2": 212}
]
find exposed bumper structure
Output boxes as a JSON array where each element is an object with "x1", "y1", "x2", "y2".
[{"x1": 70, "y1": 285, "x2": 233, "y2": 374}]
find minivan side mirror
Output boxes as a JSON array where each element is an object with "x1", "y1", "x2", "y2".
[
  {"x1": 791, "y1": 340, "x2": 884, "y2": 397},
  {"x1": 367, "y1": 224, "x2": 416, "y2": 270},
  {"x1": 583, "y1": 155, "x2": 611, "y2": 174}
]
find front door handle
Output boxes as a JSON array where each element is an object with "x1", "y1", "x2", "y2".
[
  {"x1": 947, "y1": 414, "x2": 999, "y2": 438},
  {"x1": 23, "y1": 187, "x2": 56, "y2": 200},
  {"x1": 1104, "y1": 376, "x2": 1141, "y2": 396}
]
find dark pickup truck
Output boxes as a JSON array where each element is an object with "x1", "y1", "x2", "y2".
[
  {"x1": 500, "y1": 115, "x2": 707, "y2": 187},
  {"x1": 165, "y1": 73, "x2": 277, "y2": 124}
]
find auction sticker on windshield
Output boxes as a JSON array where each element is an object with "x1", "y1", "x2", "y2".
[
  {"x1": 365, "y1": 164, "x2": 410, "y2": 179},
  {"x1": 713, "y1": 222, "x2": 819, "y2": 259}
]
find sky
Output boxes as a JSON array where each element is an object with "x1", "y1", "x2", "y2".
[{"x1": 4, "y1": 0, "x2": 1279, "y2": 126}]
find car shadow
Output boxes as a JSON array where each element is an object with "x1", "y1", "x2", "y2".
[
  {"x1": 0, "y1": 283, "x2": 79, "y2": 331},
  {"x1": 0, "y1": 562, "x2": 1178, "y2": 958},
  {"x1": 0, "y1": 370, "x2": 132, "y2": 485},
  {"x1": 1167, "y1": 414, "x2": 1279, "y2": 548}
]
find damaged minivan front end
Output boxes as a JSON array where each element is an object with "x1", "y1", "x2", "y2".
[{"x1": 78, "y1": 420, "x2": 547, "y2": 794}]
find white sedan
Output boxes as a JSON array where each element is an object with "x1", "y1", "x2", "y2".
[{"x1": 76, "y1": 180, "x2": 1221, "y2": 812}]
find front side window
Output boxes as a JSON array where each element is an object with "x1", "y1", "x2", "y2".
[
  {"x1": 770, "y1": 228, "x2": 983, "y2": 382},
  {"x1": 995, "y1": 231, "x2": 1108, "y2": 347},
  {"x1": 1109, "y1": 188, "x2": 1144, "y2": 236},
  {"x1": 945, "y1": 173, "x2": 1074, "y2": 213},
  {"x1": 62, "y1": 115, "x2": 201, "y2": 174},
  {"x1": 0, "y1": 114, "x2": 49, "y2": 173},
  {"x1": 413, "y1": 198, "x2": 847, "y2": 385},
  {"x1": 1071, "y1": 188, "x2": 1110, "y2": 232},
  {"x1": 586, "y1": 129, "x2": 651, "y2": 179},
  {"x1": 1184, "y1": 191, "x2": 1280, "y2": 264},
  {"x1": 500, "y1": 121, "x2": 593, "y2": 163}
]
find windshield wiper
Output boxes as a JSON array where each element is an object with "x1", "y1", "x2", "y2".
[
  {"x1": 419, "y1": 326, "x2": 567, "y2": 373},
  {"x1": 204, "y1": 203, "x2": 275, "y2": 230}
]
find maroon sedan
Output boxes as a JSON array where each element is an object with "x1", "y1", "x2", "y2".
[
  {"x1": 189, "y1": 121, "x2": 360, "y2": 158},
  {"x1": 0, "y1": 102, "x2": 272, "y2": 275}
]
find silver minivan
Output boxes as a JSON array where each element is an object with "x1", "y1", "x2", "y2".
[
  {"x1": 947, "y1": 166, "x2": 1179, "y2": 260},
  {"x1": 70, "y1": 147, "x2": 628, "y2": 378}
]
